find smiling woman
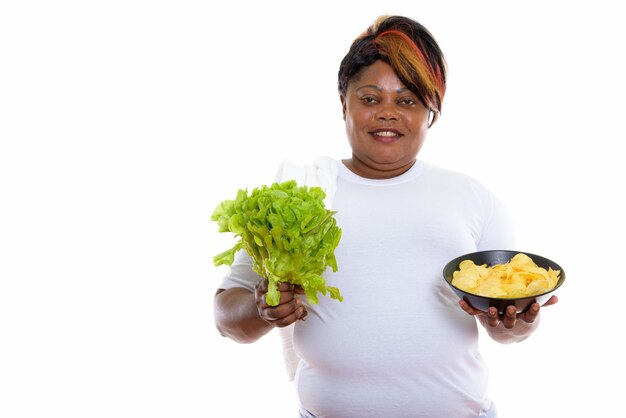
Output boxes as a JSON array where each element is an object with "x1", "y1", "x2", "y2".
[{"x1": 212, "y1": 14, "x2": 560, "y2": 418}]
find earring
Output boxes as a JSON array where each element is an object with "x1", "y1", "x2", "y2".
[{"x1": 427, "y1": 109, "x2": 437, "y2": 128}]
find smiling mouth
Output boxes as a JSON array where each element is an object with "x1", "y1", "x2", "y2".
[{"x1": 370, "y1": 130, "x2": 401, "y2": 142}]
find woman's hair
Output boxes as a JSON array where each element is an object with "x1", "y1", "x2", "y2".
[{"x1": 338, "y1": 15, "x2": 447, "y2": 124}]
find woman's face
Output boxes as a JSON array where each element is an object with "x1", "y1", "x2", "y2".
[{"x1": 341, "y1": 60, "x2": 431, "y2": 179}]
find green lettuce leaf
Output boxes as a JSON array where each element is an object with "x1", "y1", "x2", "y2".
[{"x1": 211, "y1": 180, "x2": 343, "y2": 306}]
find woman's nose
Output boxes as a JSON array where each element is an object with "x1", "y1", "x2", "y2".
[{"x1": 376, "y1": 103, "x2": 399, "y2": 121}]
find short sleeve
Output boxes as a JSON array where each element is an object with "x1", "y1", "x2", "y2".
[{"x1": 217, "y1": 249, "x2": 263, "y2": 291}]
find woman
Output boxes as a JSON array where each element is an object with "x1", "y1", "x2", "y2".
[{"x1": 214, "y1": 15, "x2": 557, "y2": 418}]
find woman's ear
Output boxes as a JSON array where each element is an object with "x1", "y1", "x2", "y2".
[{"x1": 340, "y1": 95, "x2": 347, "y2": 120}]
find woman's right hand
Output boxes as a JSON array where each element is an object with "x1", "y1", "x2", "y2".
[{"x1": 254, "y1": 279, "x2": 307, "y2": 328}]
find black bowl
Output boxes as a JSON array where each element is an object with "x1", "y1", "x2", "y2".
[{"x1": 443, "y1": 250, "x2": 565, "y2": 314}]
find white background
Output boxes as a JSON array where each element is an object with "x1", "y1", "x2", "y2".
[{"x1": 1, "y1": 1, "x2": 625, "y2": 417}]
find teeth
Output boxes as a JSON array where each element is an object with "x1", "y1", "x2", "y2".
[{"x1": 375, "y1": 131, "x2": 398, "y2": 137}]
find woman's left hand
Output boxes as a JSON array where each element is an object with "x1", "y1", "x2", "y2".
[{"x1": 459, "y1": 295, "x2": 558, "y2": 328}]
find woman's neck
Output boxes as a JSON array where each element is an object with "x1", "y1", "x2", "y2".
[{"x1": 341, "y1": 157, "x2": 416, "y2": 179}]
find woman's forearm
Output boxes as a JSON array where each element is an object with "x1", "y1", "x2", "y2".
[{"x1": 214, "y1": 288, "x2": 272, "y2": 343}]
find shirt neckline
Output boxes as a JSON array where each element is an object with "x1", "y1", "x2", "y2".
[{"x1": 337, "y1": 159, "x2": 428, "y2": 185}]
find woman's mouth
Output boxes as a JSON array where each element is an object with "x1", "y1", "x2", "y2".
[{"x1": 370, "y1": 129, "x2": 401, "y2": 143}]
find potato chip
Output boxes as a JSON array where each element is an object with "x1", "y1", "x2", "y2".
[{"x1": 451, "y1": 253, "x2": 560, "y2": 298}]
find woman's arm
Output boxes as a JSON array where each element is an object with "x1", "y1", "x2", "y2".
[{"x1": 214, "y1": 287, "x2": 273, "y2": 343}]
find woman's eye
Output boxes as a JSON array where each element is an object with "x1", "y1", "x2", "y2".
[
  {"x1": 399, "y1": 98, "x2": 416, "y2": 106},
  {"x1": 360, "y1": 96, "x2": 378, "y2": 104}
]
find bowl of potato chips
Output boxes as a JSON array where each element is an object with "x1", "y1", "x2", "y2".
[{"x1": 443, "y1": 250, "x2": 565, "y2": 314}]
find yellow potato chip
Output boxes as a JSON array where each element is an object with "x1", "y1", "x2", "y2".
[{"x1": 451, "y1": 253, "x2": 560, "y2": 298}]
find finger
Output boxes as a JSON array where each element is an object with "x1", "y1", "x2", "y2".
[
  {"x1": 261, "y1": 297, "x2": 301, "y2": 321},
  {"x1": 262, "y1": 300, "x2": 307, "y2": 328},
  {"x1": 520, "y1": 302, "x2": 540, "y2": 323},
  {"x1": 277, "y1": 287, "x2": 300, "y2": 306},
  {"x1": 256, "y1": 280, "x2": 294, "y2": 293},
  {"x1": 485, "y1": 307, "x2": 500, "y2": 327},
  {"x1": 256, "y1": 281, "x2": 297, "y2": 308},
  {"x1": 502, "y1": 305, "x2": 517, "y2": 329},
  {"x1": 542, "y1": 295, "x2": 558, "y2": 307},
  {"x1": 257, "y1": 291, "x2": 298, "y2": 310},
  {"x1": 271, "y1": 306, "x2": 308, "y2": 328},
  {"x1": 459, "y1": 299, "x2": 481, "y2": 315},
  {"x1": 276, "y1": 281, "x2": 295, "y2": 292}
]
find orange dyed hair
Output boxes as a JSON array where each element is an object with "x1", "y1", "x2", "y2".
[{"x1": 338, "y1": 16, "x2": 447, "y2": 124}]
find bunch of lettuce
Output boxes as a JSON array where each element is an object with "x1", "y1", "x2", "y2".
[{"x1": 211, "y1": 180, "x2": 343, "y2": 306}]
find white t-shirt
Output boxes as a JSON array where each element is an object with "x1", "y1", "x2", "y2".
[{"x1": 219, "y1": 158, "x2": 515, "y2": 418}]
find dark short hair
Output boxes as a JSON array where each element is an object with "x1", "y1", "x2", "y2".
[{"x1": 338, "y1": 16, "x2": 447, "y2": 121}]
